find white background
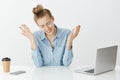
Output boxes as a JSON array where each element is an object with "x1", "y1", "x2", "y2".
[{"x1": 0, "y1": 0, "x2": 120, "y2": 67}]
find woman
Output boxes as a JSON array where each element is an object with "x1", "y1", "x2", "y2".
[{"x1": 20, "y1": 4, "x2": 80, "y2": 67}]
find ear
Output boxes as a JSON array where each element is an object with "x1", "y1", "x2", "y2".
[{"x1": 51, "y1": 16, "x2": 54, "y2": 21}]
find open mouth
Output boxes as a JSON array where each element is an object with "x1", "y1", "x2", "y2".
[{"x1": 46, "y1": 28, "x2": 52, "y2": 33}]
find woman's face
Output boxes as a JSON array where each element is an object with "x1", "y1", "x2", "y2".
[{"x1": 37, "y1": 15, "x2": 56, "y2": 36}]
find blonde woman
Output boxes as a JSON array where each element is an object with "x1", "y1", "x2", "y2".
[{"x1": 20, "y1": 4, "x2": 80, "y2": 67}]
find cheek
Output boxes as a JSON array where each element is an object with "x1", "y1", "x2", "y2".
[
  {"x1": 42, "y1": 28, "x2": 46, "y2": 32},
  {"x1": 51, "y1": 23, "x2": 54, "y2": 27},
  {"x1": 39, "y1": 27, "x2": 46, "y2": 32}
]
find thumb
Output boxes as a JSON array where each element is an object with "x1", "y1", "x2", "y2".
[{"x1": 71, "y1": 28, "x2": 74, "y2": 33}]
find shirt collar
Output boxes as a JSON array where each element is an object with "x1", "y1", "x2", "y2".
[
  {"x1": 55, "y1": 26, "x2": 61, "y2": 39},
  {"x1": 41, "y1": 31, "x2": 46, "y2": 40},
  {"x1": 40, "y1": 25, "x2": 62, "y2": 40}
]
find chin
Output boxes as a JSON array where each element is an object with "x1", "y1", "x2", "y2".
[{"x1": 46, "y1": 32, "x2": 53, "y2": 35}]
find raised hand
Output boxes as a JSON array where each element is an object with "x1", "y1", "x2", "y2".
[
  {"x1": 66, "y1": 25, "x2": 80, "y2": 50},
  {"x1": 20, "y1": 24, "x2": 37, "y2": 50},
  {"x1": 19, "y1": 24, "x2": 34, "y2": 41},
  {"x1": 68, "y1": 25, "x2": 80, "y2": 41}
]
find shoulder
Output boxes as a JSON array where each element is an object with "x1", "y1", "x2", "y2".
[
  {"x1": 33, "y1": 30, "x2": 44, "y2": 39},
  {"x1": 33, "y1": 30, "x2": 42, "y2": 35},
  {"x1": 58, "y1": 27, "x2": 71, "y2": 35}
]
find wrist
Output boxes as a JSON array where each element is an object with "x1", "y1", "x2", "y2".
[
  {"x1": 67, "y1": 45, "x2": 72, "y2": 50},
  {"x1": 29, "y1": 35, "x2": 35, "y2": 41},
  {"x1": 30, "y1": 37, "x2": 37, "y2": 50},
  {"x1": 66, "y1": 41, "x2": 73, "y2": 50}
]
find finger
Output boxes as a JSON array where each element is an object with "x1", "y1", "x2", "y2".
[
  {"x1": 19, "y1": 26, "x2": 25, "y2": 32},
  {"x1": 73, "y1": 26, "x2": 78, "y2": 32},
  {"x1": 78, "y1": 25, "x2": 81, "y2": 30},
  {"x1": 76, "y1": 25, "x2": 80, "y2": 33},
  {"x1": 72, "y1": 26, "x2": 79, "y2": 37},
  {"x1": 21, "y1": 25, "x2": 31, "y2": 32},
  {"x1": 21, "y1": 24, "x2": 28, "y2": 29},
  {"x1": 22, "y1": 24, "x2": 27, "y2": 27},
  {"x1": 77, "y1": 25, "x2": 80, "y2": 30},
  {"x1": 71, "y1": 28, "x2": 75, "y2": 34},
  {"x1": 22, "y1": 24, "x2": 28, "y2": 29}
]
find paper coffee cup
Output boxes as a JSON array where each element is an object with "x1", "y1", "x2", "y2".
[{"x1": 2, "y1": 57, "x2": 11, "y2": 72}]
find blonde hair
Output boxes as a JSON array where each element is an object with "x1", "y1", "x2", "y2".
[{"x1": 32, "y1": 4, "x2": 52, "y2": 24}]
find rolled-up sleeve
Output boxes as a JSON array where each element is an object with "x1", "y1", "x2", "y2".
[
  {"x1": 31, "y1": 47, "x2": 44, "y2": 67},
  {"x1": 62, "y1": 49, "x2": 73, "y2": 67},
  {"x1": 31, "y1": 32, "x2": 44, "y2": 67}
]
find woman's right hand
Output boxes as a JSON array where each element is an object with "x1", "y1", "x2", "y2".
[
  {"x1": 20, "y1": 24, "x2": 37, "y2": 50},
  {"x1": 20, "y1": 24, "x2": 34, "y2": 41}
]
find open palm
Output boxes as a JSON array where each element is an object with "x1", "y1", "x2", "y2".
[
  {"x1": 68, "y1": 25, "x2": 80, "y2": 41},
  {"x1": 66, "y1": 25, "x2": 80, "y2": 50},
  {"x1": 20, "y1": 24, "x2": 34, "y2": 40}
]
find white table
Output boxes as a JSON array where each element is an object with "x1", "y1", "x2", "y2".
[{"x1": 0, "y1": 66, "x2": 120, "y2": 80}]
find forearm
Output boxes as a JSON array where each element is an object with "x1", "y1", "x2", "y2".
[
  {"x1": 30, "y1": 36, "x2": 37, "y2": 50},
  {"x1": 63, "y1": 49, "x2": 73, "y2": 66},
  {"x1": 64, "y1": 40, "x2": 73, "y2": 66},
  {"x1": 66, "y1": 40, "x2": 73, "y2": 50},
  {"x1": 32, "y1": 48, "x2": 43, "y2": 67}
]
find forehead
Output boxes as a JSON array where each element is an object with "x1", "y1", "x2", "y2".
[{"x1": 37, "y1": 15, "x2": 51, "y2": 25}]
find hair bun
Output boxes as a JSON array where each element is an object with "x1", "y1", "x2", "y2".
[{"x1": 33, "y1": 4, "x2": 44, "y2": 14}]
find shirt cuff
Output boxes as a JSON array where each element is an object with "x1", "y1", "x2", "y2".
[
  {"x1": 31, "y1": 47, "x2": 39, "y2": 55},
  {"x1": 65, "y1": 48, "x2": 72, "y2": 53}
]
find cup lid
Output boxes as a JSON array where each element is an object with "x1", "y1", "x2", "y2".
[{"x1": 2, "y1": 57, "x2": 11, "y2": 61}]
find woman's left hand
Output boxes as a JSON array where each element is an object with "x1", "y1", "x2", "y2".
[{"x1": 66, "y1": 25, "x2": 80, "y2": 50}]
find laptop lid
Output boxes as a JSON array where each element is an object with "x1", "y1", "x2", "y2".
[{"x1": 94, "y1": 45, "x2": 118, "y2": 75}]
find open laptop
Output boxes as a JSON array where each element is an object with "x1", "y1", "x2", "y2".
[{"x1": 75, "y1": 45, "x2": 118, "y2": 76}]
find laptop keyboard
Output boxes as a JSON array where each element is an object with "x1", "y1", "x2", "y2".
[{"x1": 85, "y1": 69, "x2": 94, "y2": 73}]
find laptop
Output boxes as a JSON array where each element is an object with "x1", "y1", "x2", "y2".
[{"x1": 75, "y1": 45, "x2": 118, "y2": 76}]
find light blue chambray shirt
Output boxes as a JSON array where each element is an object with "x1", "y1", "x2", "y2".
[{"x1": 31, "y1": 26, "x2": 73, "y2": 67}]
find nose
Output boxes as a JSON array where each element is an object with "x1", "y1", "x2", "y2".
[{"x1": 44, "y1": 25, "x2": 50, "y2": 31}]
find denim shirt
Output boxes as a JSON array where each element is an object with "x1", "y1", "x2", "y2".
[{"x1": 31, "y1": 27, "x2": 73, "y2": 67}]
